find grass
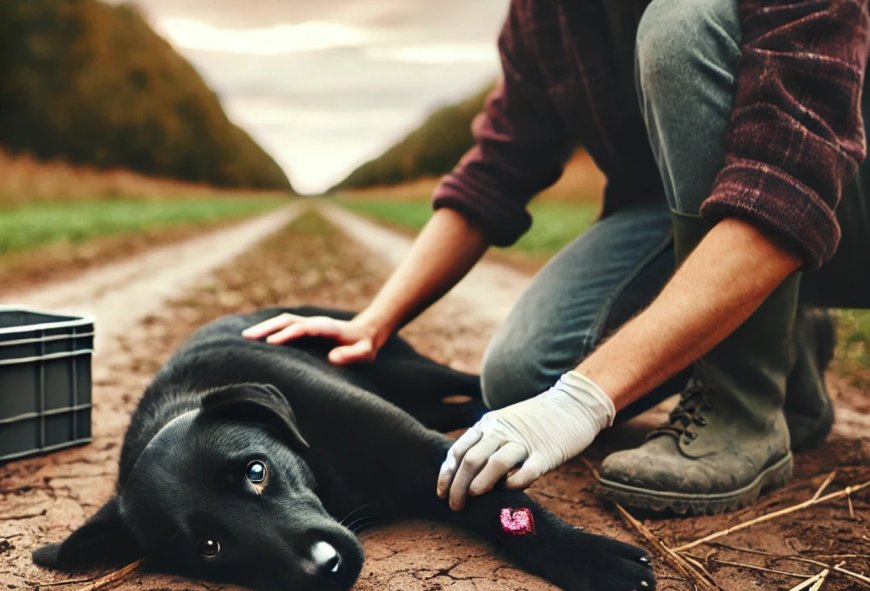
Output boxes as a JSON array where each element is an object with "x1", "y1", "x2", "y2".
[
  {"x1": 335, "y1": 199, "x2": 434, "y2": 232},
  {"x1": 836, "y1": 309, "x2": 870, "y2": 382},
  {"x1": 0, "y1": 196, "x2": 287, "y2": 254},
  {"x1": 334, "y1": 152, "x2": 605, "y2": 261},
  {"x1": 335, "y1": 198, "x2": 599, "y2": 260},
  {"x1": 0, "y1": 151, "x2": 291, "y2": 294},
  {"x1": 511, "y1": 202, "x2": 599, "y2": 256}
]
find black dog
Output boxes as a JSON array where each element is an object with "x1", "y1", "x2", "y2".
[{"x1": 33, "y1": 307, "x2": 655, "y2": 591}]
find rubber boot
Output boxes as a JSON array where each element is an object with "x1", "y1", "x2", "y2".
[
  {"x1": 596, "y1": 213, "x2": 797, "y2": 515},
  {"x1": 786, "y1": 307, "x2": 836, "y2": 450}
]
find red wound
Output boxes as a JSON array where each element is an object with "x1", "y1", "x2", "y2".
[{"x1": 499, "y1": 507, "x2": 535, "y2": 535}]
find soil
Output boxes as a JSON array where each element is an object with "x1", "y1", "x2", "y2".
[{"x1": 1, "y1": 205, "x2": 867, "y2": 591}]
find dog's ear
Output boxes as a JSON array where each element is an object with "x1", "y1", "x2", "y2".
[
  {"x1": 200, "y1": 383, "x2": 309, "y2": 451},
  {"x1": 32, "y1": 496, "x2": 141, "y2": 571}
]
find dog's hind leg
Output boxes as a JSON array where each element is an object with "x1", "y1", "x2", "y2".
[
  {"x1": 251, "y1": 306, "x2": 486, "y2": 431},
  {"x1": 356, "y1": 355, "x2": 487, "y2": 431}
]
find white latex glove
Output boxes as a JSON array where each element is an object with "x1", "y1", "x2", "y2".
[{"x1": 436, "y1": 370, "x2": 615, "y2": 510}]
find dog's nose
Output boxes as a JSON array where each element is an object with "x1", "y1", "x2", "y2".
[{"x1": 310, "y1": 541, "x2": 341, "y2": 576}]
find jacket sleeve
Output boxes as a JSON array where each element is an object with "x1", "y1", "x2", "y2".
[
  {"x1": 432, "y1": 1, "x2": 576, "y2": 247},
  {"x1": 701, "y1": 0, "x2": 870, "y2": 269}
]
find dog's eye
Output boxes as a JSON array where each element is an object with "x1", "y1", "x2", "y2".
[
  {"x1": 246, "y1": 460, "x2": 267, "y2": 484},
  {"x1": 198, "y1": 539, "x2": 221, "y2": 559}
]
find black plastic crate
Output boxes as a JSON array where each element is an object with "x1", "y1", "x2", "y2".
[{"x1": 0, "y1": 307, "x2": 94, "y2": 462}]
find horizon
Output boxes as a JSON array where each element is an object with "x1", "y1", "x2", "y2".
[{"x1": 112, "y1": 0, "x2": 508, "y2": 194}]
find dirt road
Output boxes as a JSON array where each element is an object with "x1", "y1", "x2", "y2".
[
  {"x1": 14, "y1": 205, "x2": 301, "y2": 350},
  {"x1": 1, "y1": 205, "x2": 867, "y2": 591}
]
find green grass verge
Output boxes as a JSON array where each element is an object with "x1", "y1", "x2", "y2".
[
  {"x1": 0, "y1": 196, "x2": 288, "y2": 254},
  {"x1": 335, "y1": 198, "x2": 599, "y2": 258},
  {"x1": 836, "y1": 309, "x2": 870, "y2": 380}
]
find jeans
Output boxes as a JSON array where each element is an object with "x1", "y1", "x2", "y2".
[{"x1": 482, "y1": 0, "x2": 870, "y2": 410}]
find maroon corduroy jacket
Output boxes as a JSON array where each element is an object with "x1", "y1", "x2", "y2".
[{"x1": 432, "y1": 0, "x2": 870, "y2": 269}]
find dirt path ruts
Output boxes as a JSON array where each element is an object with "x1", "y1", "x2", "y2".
[
  {"x1": 11, "y1": 205, "x2": 300, "y2": 351},
  {"x1": 321, "y1": 203, "x2": 530, "y2": 333}
]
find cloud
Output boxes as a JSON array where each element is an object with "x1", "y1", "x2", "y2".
[
  {"x1": 111, "y1": 0, "x2": 509, "y2": 192},
  {"x1": 155, "y1": 18, "x2": 370, "y2": 55},
  {"x1": 364, "y1": 43, "x2": 497, "y2": 65},
  {"x1": 119, "y1": 0, "x2": 507, "y2": 39}
]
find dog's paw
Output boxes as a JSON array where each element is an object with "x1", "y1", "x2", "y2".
[
  {"x1": 581, "y1": 535, "x2": 655, "y2": 591},
  {"x1": 541, "y1": 528, "x2": 655, "y2": 591}
]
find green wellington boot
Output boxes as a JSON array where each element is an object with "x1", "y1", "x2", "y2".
[
  {"x1": 597, "y1": 213, "x2": 798, "y2": 514},
  {"x1": 786, "y1": 307, "x2": 836, "y2": 451}
]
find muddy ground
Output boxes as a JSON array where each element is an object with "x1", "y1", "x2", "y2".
[{"x1": 1, "y1": 208, "x2": 868, "y2": 591}]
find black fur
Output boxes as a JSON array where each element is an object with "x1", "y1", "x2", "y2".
[{"x1": 33, "y1": 307, "x2": 655, "y2": 591}]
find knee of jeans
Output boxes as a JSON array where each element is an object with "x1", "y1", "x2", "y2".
[
  {"x1": 480, "y1": 346, "x2": 548, "y2": 410},
  {"x1": 636, "y1": 0, "x2": 738, "y2": 106}
]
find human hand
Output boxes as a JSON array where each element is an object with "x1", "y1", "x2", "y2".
[
  {"x1": 436, "y1": 371, "x2": 615, "y2": 510},
  {"x1": 242, "y1": 313, "x2": 380, "y2": 365}
]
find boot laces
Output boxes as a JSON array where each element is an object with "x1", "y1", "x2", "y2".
[{"x1": 648, "y1": 383, "x2": 714, "y2": 442}]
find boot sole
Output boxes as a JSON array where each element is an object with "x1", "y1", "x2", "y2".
[{"x1": 595, "y1": 452, "x2": 793, "y2": 515}]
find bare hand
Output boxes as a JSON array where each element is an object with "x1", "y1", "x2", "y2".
[{"x1": 242, "y1": 313, "x2": 379, "y2": 365}]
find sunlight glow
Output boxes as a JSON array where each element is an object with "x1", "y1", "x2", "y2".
[{"x1": 156, "y1": 18, "x2": 370, "y2": 55}]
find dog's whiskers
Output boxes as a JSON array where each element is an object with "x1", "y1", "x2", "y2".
[
  {"x1": 338, "y1": 504, "x2": 370, "y2": 527},
  {"x1": 350, "y1": 520, "x2": 379, "y2": 539},
  {"x1": 345, "y1": 515, "x2": 374, "y2": 532},
  {"x1": 347, "y1": 515, "x2": 379, "y2": 536}
]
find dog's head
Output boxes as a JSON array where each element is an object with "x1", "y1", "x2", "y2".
[{"x1": 33, "y1": 383, "x2": 364, "y2": 591}]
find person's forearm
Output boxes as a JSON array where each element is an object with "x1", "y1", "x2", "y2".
[
  {"x1": 355, "y1": 208, "x2": 490, "y2": 348},
  {"x1": 577, "y1": 217, "x2": 803, "y2": 410}
]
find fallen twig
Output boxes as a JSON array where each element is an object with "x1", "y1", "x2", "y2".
[
  {"x1": 577, "y1": 455, "x2": 598, "y2": 476},
  {"x1": 832, "y1": 562, "x2": 870, "y2": 586},
  {"x1": 709, "y1": 557, "x2": 807, "y2": 578},
  {"x1": 74, "y1": 560, "x2": 142, "y2": 591},
  {"x1": 613, "y1": 503, "x2": 719, "y2": 591},
  {"x1": 708, "y1": 543, "x2": 827, "y2": 567},
  {"x1": 30, "y1": 576, "x2": 95, "y2": 588},
  {"x1": 706, "y1": 543, "x2": 870, "y2": 588},
  {"x1": 673, "y1": 480, "x2": 870, "y2": 553},
  {"x1": 809, "y1": 568, "x2": 829, "y2": 591},
  {"x1": 681, "y1": 552, "x2": 719, "y2": 583},
  {"x1": 812, "y1": 472, "x2": 837, "y2": 501},
  {"x1": 30, "y1": 560, "x2": 142, "y2": 591},
  {"x1": 785, "y1": 568, "x2": 829, "y2": 591}
]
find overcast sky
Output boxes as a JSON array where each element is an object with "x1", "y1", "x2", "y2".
[{"x1": 115, "y1": 0, "x2": 508, "y2": 193}]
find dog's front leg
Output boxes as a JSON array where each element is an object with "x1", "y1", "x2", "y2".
[
  {"x1": 432, "y1": 489, "x2": 654, "y2": 591},
  {"x1": 396, "y1": 445, "x2": 655, "y2": 591}
]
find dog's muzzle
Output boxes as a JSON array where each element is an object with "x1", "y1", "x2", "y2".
[{"x1": 303, "y1": 541, "x2": 341, "y2": 576}]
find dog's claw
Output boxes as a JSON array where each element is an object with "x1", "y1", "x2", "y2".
[
  {"x1": 641, "y1": 581, "x2": 649, "y2": 588},
  {"x1": 639, "y1": 556, "x2": 650, "y2": 563}
]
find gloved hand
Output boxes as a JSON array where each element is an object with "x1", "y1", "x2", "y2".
[{"x1": 436, "y1": 370, "x2": 615, "y2": 510}]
